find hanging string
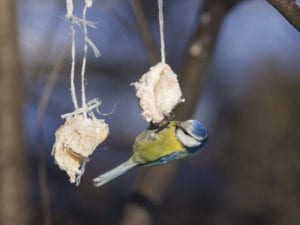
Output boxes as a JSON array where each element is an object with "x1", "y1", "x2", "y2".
[
  {"x1": 80, "y1": 0, "x2": 100, "y2": 118},
  {"x1": 66, "y1": 0, "x2": 79, "y2": 109},
  {"x1": 158, "y1": 0, "x2": 166, "y2": 64},
  {"x1": 80, "y1": 2, "x2": 89, "y2": 118},
  {"x1": 65, "y1": 0, "x2": 100, "y2": 118}
]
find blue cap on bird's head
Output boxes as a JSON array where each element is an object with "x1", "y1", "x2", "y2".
[
  {"x1": 180, "y1": 120, "x2": 207, "y2": 141},
  {"x1": 177, "y1": 120, "x2": 208, "y2": 154}
]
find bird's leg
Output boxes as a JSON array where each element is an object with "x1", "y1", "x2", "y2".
[{"x1": 148, "y1": 119, "x2": 170, "y2": 133}]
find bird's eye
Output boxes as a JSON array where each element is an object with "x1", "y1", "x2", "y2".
[
  {"x1": 176, "y1": 128, "x2": 201, "y2": 148},
  {"x1": 178, "y1": 126, "x2": 196, "y2": 140},
  {"x1": 177, "y1": 120, "x2": 207, "y2": 141},
  {"x1": 181, "y1": 127, "x2": 190, "y2": 136}
]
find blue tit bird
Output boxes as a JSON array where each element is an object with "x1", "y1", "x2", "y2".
[{"x1": 93, "y1": 120, "x2": 207, "y2": 187}]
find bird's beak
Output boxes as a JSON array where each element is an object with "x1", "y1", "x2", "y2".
[{"x1": 174, "y1": 121, "x2": 181, "y2": 127}]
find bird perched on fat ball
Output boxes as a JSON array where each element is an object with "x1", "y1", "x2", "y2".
[{"x1": 93, "y1": 120, "x2": 208, "y2": 187}]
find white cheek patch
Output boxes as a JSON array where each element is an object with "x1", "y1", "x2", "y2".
[{"x1": 176, "y1": 129, "x2": 201, "y2": 147}]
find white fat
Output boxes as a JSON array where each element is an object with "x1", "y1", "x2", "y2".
[
  {"x1": 132, "y1": 62, "x2": 184, "y2": 124},
  {"x1": 52, "y1": 115, "x2": 109, "y2": 183},
  {"x1": 176, "y1": 129, "x2": 200, "y2": 148}
]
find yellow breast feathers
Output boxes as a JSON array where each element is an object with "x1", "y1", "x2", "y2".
[{"x1": 132, "y1": 122, "x2": 185, "y2": 163}]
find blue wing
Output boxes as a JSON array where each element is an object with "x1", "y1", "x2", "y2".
[{"x1": 146, "y1": 151, "x2": 186, "y2": 166}]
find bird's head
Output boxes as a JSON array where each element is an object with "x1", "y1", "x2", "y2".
[{"x1": 175, "y1": 120, "x2": 208, "y2": 154}]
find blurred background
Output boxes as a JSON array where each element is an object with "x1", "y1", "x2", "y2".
[{"x1": 0, "y1": 0, "x2": 299, "y2": 225}]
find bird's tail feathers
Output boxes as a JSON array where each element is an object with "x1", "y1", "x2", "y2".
[{"x1": 93, "y1": 157, "x2": 137, "y2": 187}]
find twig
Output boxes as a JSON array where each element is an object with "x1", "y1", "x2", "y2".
[
  {"x1": 266, "y1": 0, "x2": 300, "y2": 32},
  {"x1": 130, "y1": 0, "x2": 159, "y2": 65},
  {"x1": 36, "y1": 45, "x2": 69, "y2": 125},
  {"x1": 120, "y1": 1, "x2": 243, "y2": 225},
  {"x1": 36, "y1": 45, "x2": 69, "y2": 225}
]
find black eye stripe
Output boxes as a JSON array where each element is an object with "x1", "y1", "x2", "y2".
[
  {"x1": 179, "y1": 127, "x2": 192, "y2": 137},
  {"x1": 178, "y1": 126, "x2": 203, "y2": 141}
]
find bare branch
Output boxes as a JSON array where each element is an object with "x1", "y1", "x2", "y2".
[
  {"x1": 36, "y1": 45, "x2": 69, "y2": 126},
  {"x1": 266, "y1": 0, "x2": 300, "y2": 32}
]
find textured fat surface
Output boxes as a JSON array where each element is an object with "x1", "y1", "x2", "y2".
[
  {"x1": 132, "y1": 63, "x2": 184, "y2": 124},
  {"x1": 52, "y1": 115, "x2": 109, "y2": 183}
]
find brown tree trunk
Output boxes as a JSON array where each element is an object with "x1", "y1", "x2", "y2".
[{"x1": 0, "y1": 1, "x2": 30, "y2": 225}]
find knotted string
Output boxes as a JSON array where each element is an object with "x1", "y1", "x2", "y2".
[
  {"x1": 60, "y1": 98, "x2": 101, "y2": 119},
  {"x1": 65, "y1": 0, "x2": 100, "y2": 116}
]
